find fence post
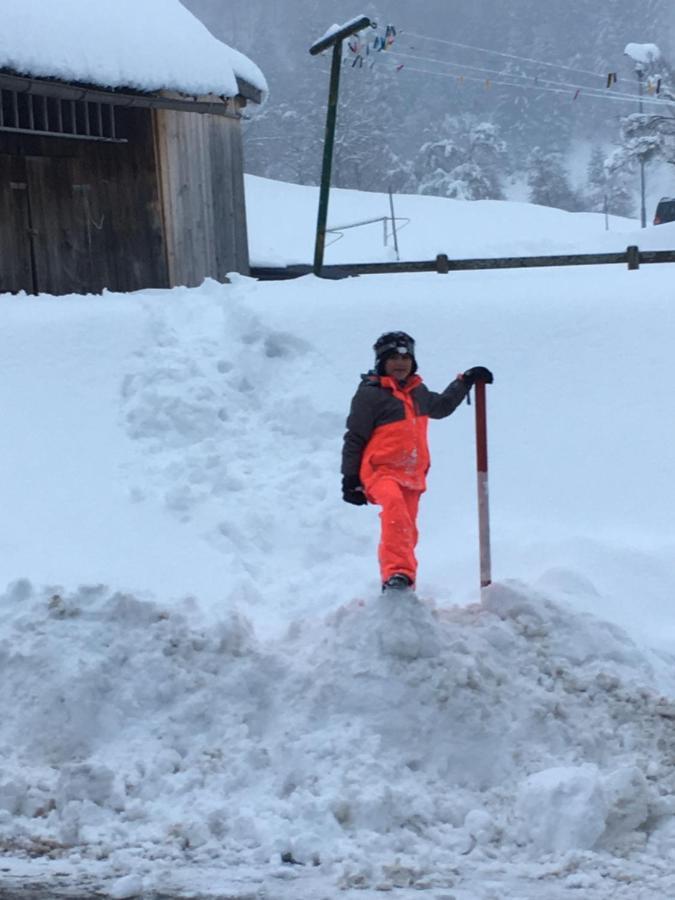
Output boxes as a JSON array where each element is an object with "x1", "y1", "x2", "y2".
[
  {"x1": 436, "y1": 253, "x2": 449, "y2": 274},
  {"x1": 627, "y1": 245, "x2": 640, "y2": 270}
]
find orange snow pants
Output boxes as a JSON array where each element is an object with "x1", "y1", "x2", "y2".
[{"x1": 367, "y1": 477, "x2": 421, "y2": 585}]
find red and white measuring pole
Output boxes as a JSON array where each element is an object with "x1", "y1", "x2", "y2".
[{"x1": 473, "y1": 380, "x2": 492, "y2": 589}]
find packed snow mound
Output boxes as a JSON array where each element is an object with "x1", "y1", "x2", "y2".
[{"x1": 2, "y1": 576, "x2": 675, "y2": 887}]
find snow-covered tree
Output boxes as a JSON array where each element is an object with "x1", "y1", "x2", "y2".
[
  {"x1": 418, "y1": 164, "x2": 485, "y2": 201},
  {"x1": 612, "y1": 46, "x2": 675, "y2": 176},
  {"x1": 332, "y1": 79, "x2": 408, "y2": 192},
  {"x1": 492, "y1": 24, "x2": 575, "y2": 157},
  {"x1": 416, "y1": 117, "x2": 507, "y2": 200},
  {"x1": 527, "y1": 147, "x2": 580, "y2": 211},
  {"x1": 243, "y1": 98, "x2": 324, "y2": 185},
  {"x1": 619, "y1": 109, "x2": 675, "y2": 168},
  {"x1": 583, "y1": 145, "x2": 635, "y2": 218}
]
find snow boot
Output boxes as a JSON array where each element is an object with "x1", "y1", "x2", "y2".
[{"x1": 382, "y1": 573, "x2": 413, "y2": 593}]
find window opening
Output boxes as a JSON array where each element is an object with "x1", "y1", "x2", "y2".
[{"x1": 0, "y1": 88, "x2": 126, "y2": 143}]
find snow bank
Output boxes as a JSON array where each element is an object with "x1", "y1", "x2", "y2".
[
  {"x1": 0, "y1": 0, "x2": 266, "y2": 97},
  {"x1": 1, "y1": 577, "x2": 675, "y2": 894}
]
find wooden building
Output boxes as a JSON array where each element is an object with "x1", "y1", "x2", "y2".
[{"x1": 0, "y1": 16, "x2": 264, "y2": 294}]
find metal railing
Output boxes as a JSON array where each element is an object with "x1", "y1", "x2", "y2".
[{"x1": 325, "y1": 214, "x2": 410, "y2": 250}]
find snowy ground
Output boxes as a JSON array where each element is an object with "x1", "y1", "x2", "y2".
[
  {"x1": 1, "y1": 180, "x2": 675, "y2": 898},
  {"x1": 244, "y1": 173, "x2": 675, "y2": 266}
]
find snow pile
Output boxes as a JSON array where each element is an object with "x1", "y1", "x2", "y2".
[
  {"x1": 1, "y1": 577, "x2": 675, "y2": 895},
  {"x1": 0, "y1": 0, "x2": 266, "y2": 97}
]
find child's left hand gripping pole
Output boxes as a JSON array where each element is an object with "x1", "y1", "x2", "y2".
[{"x1": 474, "y1": 379, "x2": 492, "y2": 590}]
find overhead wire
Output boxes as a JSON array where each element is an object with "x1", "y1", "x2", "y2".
[
  {"x1": 390, "y1": 49, "x2": 649, "y2": 104},
  {"x1": 338, "y1": 23, "x2": 674, "y2": 112},
  {"x1": 376, "y1": 56, "x2": 673, "y2": 112},
  {"x1": 401, "y1": 29, "x2": 614, "y2": 81}
]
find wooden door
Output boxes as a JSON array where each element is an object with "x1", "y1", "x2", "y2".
[
  {"x1": 26, "y1": 155, "x2": 95, "y2": 295},
  {"x1": 0, "y1": 154, "x2": 36, "y2": 294},
  {"x1": 0, "y1": 113, "x2": 168, "y2": 295}
]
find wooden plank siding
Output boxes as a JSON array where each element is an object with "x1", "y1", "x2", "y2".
[
  {"x1": 153, "y1": 108, "x2": 249, "y2": 287},
  {"x1": 0, "y1": 91, "x2": 250, "y2": 295},
  {"x1": 0, "y1": 108, "x2": 168, "y2": 294},
  {"x1": 0, "y1": 154, "x2": 36, "y2": 292},
  {"x1": 228, "y1": 112, "x2": 250, "y2": 272},
  {"x1": 26, "y1": 155, "x2": 92, "y2": 294}
]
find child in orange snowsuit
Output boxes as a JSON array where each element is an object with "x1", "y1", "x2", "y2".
[{"x1": 341, "y1": 331, "x2": 493, "y2": 592}]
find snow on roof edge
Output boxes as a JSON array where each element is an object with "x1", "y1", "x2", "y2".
[{"x1": 0, "y1": 0, "x2": 267, "y2": 102}]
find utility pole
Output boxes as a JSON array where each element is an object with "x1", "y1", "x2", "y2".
[
  {"x1": 309, "y1": 16, "x2": 373, "y2": 276},
  {"x1": 637, "y1": 64, "x2": 647, "y2": 229}
]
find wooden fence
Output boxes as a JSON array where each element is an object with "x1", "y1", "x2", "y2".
[{"x1": 250, "y1": 245, "x2": 675, "y2": 281}]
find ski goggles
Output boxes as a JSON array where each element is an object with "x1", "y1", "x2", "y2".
[{"x1": 375, "y1": 339, "x2": 415, "y2": 358}]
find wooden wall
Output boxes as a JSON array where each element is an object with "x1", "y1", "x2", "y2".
[
  {"x1": 0, "y1": 100, "x2": 251, "y2": 295},
  {"x1": 0, "y1": 108, "x2": 168, "y2": 295},
  {"x1": 153, "y1": 108, "x2": 250, "y2": 287}
]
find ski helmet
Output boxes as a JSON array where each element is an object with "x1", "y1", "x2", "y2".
[{"x1": 373, "y1": 331, "x2": 417, "y2": 375}]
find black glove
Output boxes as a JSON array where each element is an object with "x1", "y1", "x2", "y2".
[
  {"x1": 342, "y1": 474, "x2": 368, "y2": 506},
  {"x1": 462, "y1": 366, "x2": 494, "y2": 389}
]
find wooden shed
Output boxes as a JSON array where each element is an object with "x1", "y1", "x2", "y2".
[{"x1": 0, "y1": 3, "x2": 265, "y2": 295}]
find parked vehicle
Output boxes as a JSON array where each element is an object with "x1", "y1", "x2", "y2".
[{"x1": 653, "y1": 197, "x2": 675, "y2": 225}]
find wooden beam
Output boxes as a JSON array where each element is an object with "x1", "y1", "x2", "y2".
[
  {"x1": 310, "y1": 16, "x2": 373, "y2": 55},
  {"x1": 0, "y1": 72, "x2": 243, "y2": 117},
  {"x1": 235, "y1": 77, "x2": 262, "y2": 105},
  {"x1": 250, "y1": 247, "x2": 675, "y2": 280}
]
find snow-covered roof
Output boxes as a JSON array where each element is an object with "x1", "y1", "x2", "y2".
[{"x1": 0, "y1": 0, "x2": 267, "y2": 100}]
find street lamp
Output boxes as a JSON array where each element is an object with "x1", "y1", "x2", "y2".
[
  {"x1": 624, "y1": 43, "x2": 661, "y2": 228},
  {"x1": 636, "y1": 62, "x2": 646, "y2": 228}
]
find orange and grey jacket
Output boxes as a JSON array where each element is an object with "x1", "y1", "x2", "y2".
[{"x1": 342, "y1": 372, "x2": 468, "y2": 494}]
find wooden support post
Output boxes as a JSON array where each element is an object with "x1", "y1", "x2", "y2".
[
  {"x1": 313, "y1": 41, "x2": 342, "y2": 276},
  {"x1": 627, "y1": 245, "x2": 640, "y2": 270},
  {"x1": 310, "y1": 16, "x2": 373, "y2": 277}
]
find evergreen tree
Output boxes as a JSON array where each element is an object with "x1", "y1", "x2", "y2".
[
  {"x1": 583, "y1": 145, "x2": 635, "y2": 217},
  {"x1": 527, "y1": 147, "x2": 580, "y2": 210},
  {"x1": 616, "y1": 55, "x2": 675, "y2": 171},
  {"x1": 416, "y1": 117, "x2": 507, "y2": 200},
  {"x1": 243, "y1": 97, "x2": 324, "y2": 185},
  {"x1": 332, "y1": 54, "x2": 411, "y2": 192}
]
